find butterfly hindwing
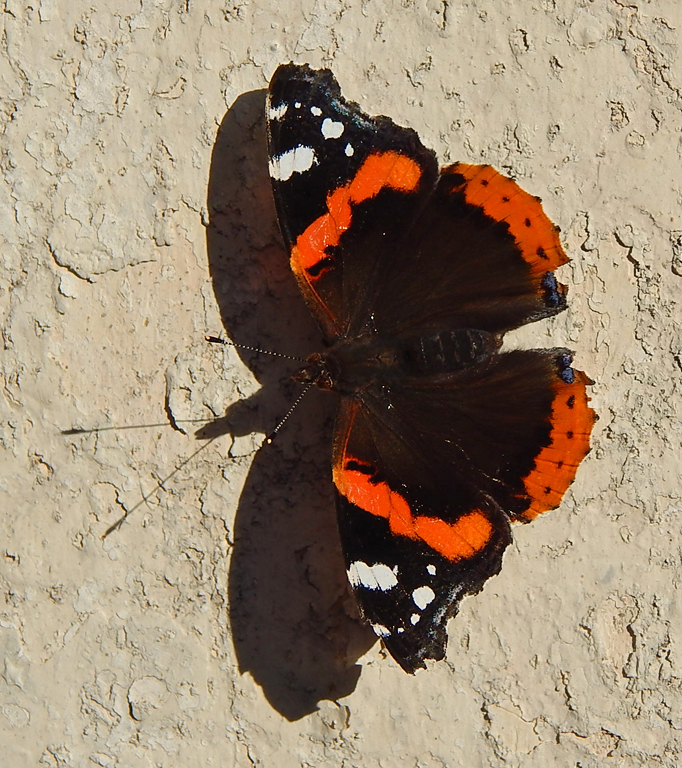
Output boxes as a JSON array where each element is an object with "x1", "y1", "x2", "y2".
[
  {"x1": 367, "y1": 163, "x2": 569, "y2": 338},
  {"x1": 350, "y1": 347, "x2": 595, "y2": 524}
]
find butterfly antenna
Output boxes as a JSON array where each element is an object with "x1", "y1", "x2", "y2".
[
  {"x1": 102, "y1": 379, "x2": 313, "y2": 534},
  {"x1": 101, "y1": 435, "x2": 221, "y2": 538},
  {"x1": 72, "y1": 339, "x2": 311, "y2": 535},
  {"x1": 206, "y1": 335, "x2": 307, "y2": 363},
  {"x1": 265, "y1": 382, "x2": 315, "y2": 445}
]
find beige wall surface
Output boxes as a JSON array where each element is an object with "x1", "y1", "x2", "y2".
[{"x1": 1, "y1": 0, "x2": 680, "y2": 765}]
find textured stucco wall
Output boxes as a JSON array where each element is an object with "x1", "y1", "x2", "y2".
[{"x1": 1, "y1": 1, "x2": 680, "y2": 766}]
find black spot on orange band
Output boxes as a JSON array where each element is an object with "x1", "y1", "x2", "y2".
[
  {"x1": 518, "y1": 369, "x2": 596, "y2": 521},
  {"x1": 443, "y1": 162, "x2": 569, "y2": 276}
]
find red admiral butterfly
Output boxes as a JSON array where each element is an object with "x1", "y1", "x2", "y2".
[{"x1": 266, "y1": 63, "x2": 596, "y2": 673}]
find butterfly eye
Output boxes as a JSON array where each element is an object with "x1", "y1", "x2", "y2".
[{"x1": 317, "y1": 372, "x2": 335, "y2": 390}]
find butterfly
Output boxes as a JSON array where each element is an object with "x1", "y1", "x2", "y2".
[{"x1": 265, "y1": 63, "x2": 596, "y2": 673}]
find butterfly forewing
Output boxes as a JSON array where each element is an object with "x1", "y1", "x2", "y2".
[{"x1": 267, "y1": 63, "x2": 439, "y2": 340}]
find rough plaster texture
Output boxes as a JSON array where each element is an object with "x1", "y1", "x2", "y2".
[{"x1": 0, "y1": 0, "x2": 680, "y2": 765}]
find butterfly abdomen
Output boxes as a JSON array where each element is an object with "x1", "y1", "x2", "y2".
[
  {"x1": 395, "y1": 328, "x2": 501, "y2": 376},
  {"x1": 299, "y1": 328, "x2": 501, "y2": 396}
]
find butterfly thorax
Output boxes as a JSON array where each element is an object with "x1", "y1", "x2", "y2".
[{"x1": 293, "y1": 328, "x2": 502, "y2": 396}]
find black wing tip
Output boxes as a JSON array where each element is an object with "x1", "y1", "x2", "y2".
[
  {"x1": 269, "y1": 62, "x2": 340, "y2": 94},
  {"x1": 382, "y1": 627, "x2": 448, "y2": 674},
  {"x1": 268, "y1": 63, "x2": 438, "y2": 172}
]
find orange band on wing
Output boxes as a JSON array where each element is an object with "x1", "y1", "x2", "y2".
[
  {"x1": 334, "y1": 463, "x2": 493, "y2": 561},
  {"x1": 445, "y1": 163, "x2": 568, "y2": 275},
  {"x1": 292, "y1": 152, "x2": 422, "y2": 277},
  {"x1": 518, "y1": 370, "x2": 596, "y2": 521},
  {"x1": 413, "y1": 513, "x2": 493, "y2": 561}
]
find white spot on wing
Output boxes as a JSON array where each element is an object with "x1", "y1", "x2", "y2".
[
  {"x1": 348, "y1": 561, "x2": 398, "y2": 592},
  {"x1": 267, "y1": 102, "x2": 287, "y2": 121},
  {"x1": 397, "y1": 627, "x2": 405, "y2": 634},
  {"x1": 371, "y1": 623, "x2": 391, "y2": 638},
  {"x1": 426, "y1": 564, "x2": 436, "y2": 576},
  {"x1": 345, "y1": 143, "x2": 354, "y2": 157},
  {"x1": 321, "y1": 118, "x2": 344, "y2": 139},
  {"x1": 412, "y1": 585, "x2": 436, "y2": 610},
  {"x1": 310, "y1": 105, "x2": 322, "y2": 116},
  {"x1": 269, "y1": 146, "x2": 317, "y2": 182},
  {"x1": 294, "y1": 101, "x2": 301, "y2": 108},
  {"x1": 410, "y1": 613, "x2": 420, "y2": 625}
]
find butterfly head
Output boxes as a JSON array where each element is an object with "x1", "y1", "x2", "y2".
[{"x1": 292, "y1": 352, "x2": 338, "y2": 391}]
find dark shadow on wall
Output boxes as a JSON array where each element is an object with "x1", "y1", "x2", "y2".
[{"x1": 202, "y1": 88, "x2": 375, "y2": 721}]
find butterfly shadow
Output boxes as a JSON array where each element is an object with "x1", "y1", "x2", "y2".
[{"x1": 202, "y1": 89, "x2": 375, "y2": 721}]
